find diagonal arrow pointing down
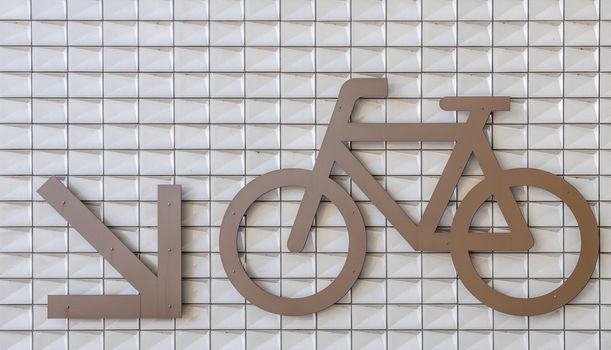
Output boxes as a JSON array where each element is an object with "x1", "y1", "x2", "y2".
[{"x1": 38, "y1": 177, "x2": 182, "y2": 319}]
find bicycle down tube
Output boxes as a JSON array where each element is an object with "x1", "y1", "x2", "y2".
[{"x1": 287, "y1": 78, "x2": 531, "y2": 253}]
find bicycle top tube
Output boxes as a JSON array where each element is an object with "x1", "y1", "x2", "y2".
[{"x1": 339, "y1": 122, "x2": 468, "y2": 143}]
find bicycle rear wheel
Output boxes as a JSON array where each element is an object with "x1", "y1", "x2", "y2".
[
  {"x1": 220, "y1": 169, "x2": 367, "y2": 315},
  {"x1": 450, "y1": 168, "x2": 598, "y2": 316}
]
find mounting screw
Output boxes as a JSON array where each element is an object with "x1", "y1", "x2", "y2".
[
  {"x1": 110, "y1": 247, "x2": 114, "y2": 251},
  {"x1": 66, "y1": 305, "x2": 70, "y2": 309},
  {"x1": 167, "y1": 202, "x2": 171, "y2": 206},
  {"x1": 61, "y1": 200, "x2": 66, "y2": 205},
  {"x1": 232, "y1": 211, "x2": 236, "y2": 215},
  {"x1": 232, "y1": 269, "x2": 236, "y2": 273},
  {"x1": 168, "y1": 304, "x2": 172, "y2": 308},
  {"x1": 168, "y1": 248, "x2": 172, "y2": 252}
]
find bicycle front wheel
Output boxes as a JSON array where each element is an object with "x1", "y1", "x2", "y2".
[
  {"x1": 219, "y1": 168, "x2": 367, "y2": 315},
  {"x1": 450, "y1": 168, "x2": 598, "y2": 316}
]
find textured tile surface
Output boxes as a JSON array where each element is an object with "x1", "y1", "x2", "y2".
[{"x1": 0, "y1": 0, "x2": 610, "y2": 349}]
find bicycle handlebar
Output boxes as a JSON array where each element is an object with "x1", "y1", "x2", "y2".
[{"x1": 338, "y1": 78, "x2": 388, "y2": 100}]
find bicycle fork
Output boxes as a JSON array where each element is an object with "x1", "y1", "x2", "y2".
[
  {"x1": 285, "y1": 79, "x2": 385, "y2": 253},
  {"x1": 287, "y1": 143, "x2": 339, "y2": 253}
]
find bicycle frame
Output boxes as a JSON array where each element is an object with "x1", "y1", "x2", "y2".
[
  {"x1": 219, "y1": 77, "x2": 598, "y2": 317},
  {"x1": 288, "y1": 78, "x2": 532, "y2": 253}
]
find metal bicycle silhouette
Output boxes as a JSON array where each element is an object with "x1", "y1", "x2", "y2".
[{"x1": 220, "y1": 78, "x2": 599, "y2": 316}]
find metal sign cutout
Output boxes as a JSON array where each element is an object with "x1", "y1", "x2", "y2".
[
  {"x1": 39, "y1": 178, "x2": 182, "y2": 318},
  {"x1": 41, "y1": 78, "x2": 598, "y2": 319},
  {"x1": 219, "y1": 78, "x2": 598, "y2": 317}
]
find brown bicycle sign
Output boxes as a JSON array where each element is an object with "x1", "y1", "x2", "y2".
[
  {"x1": 219, "y1": 78, "x2": 598, "y2": 317},
  {"x1": 41, "y1": 78, "x2": 598, "y2": 319}
]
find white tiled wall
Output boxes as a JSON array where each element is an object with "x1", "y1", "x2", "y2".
[{"x1": 0, "y1": 0, "x2": 610, "y2": 349}]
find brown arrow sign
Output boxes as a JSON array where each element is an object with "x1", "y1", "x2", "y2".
[{"x1": 38, "y1": 177, "x2": 182, "y2": 319}]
